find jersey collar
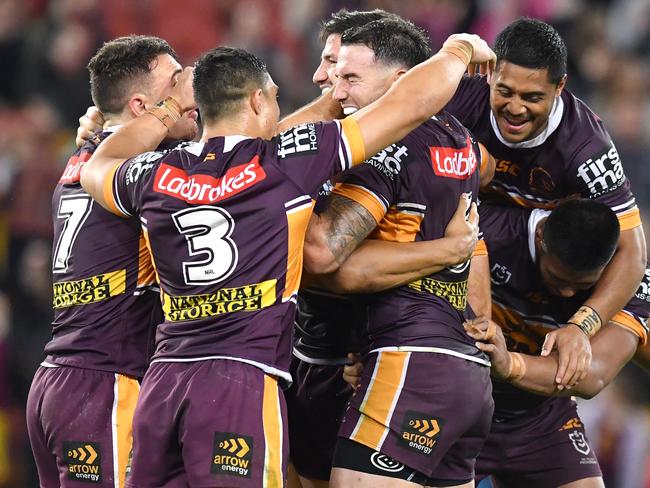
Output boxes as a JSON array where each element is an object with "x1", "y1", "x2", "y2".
[
  {"x1": 528, "y1": 208, "x2": 551, "y2": 263},
  {"x1": 490, "y1": 95, "x2": 564, "y2": 149}
]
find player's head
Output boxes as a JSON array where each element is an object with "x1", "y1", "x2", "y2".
[
  {"x1": 314, "y1": 9, "x2": 397, "y2": 92},
  {"x1": 334, "y1": 18, "x2": 432, "y2": 113},
  {"x1": 490, "y1": 18, "x2": 568, "y2": 143},
  {"x1": 87, "y1": 35, "x2": 198, "y2": 140},
  {"x1": 536, "y1": 199, "x2": 619, "y2": 297},
  {"x1": 193, "y1": 47, "x2": 279, "y2": 139}
]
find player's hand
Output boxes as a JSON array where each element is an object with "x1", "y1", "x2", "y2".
[
  {"x1": 541, "y1": 324, "x2": 592, "y2": 390},
  {"x1": 443, "y1": 194, "x2": 478, "y2": 264},
  {"x1": 445, "y1": 33, "x2": 496, "y2": 80},
  {"x1": 169, "y1": 67, "x2": 197, "y2": 112},
  {"x1": 464, "y1": 316, "x2": 511, "y2": 380},
  {"x1": 76, "y1": 106, "x2": 104, "y2": 148},
  {"x1": 342, "y1": 353, "x2": 363, "y2": 390}
]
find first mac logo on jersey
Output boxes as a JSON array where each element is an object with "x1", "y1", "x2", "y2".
[
  {"x1": 576, "y1": 144, "x2": 624, "y2": 197},
  {"x1": 278, "y1": 123, "x2": 318, "y2": 158}
]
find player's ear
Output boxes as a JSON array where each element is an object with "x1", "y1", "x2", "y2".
[
  {"x1": 555, "y1": 75, "x2": 567, "y2": 98},
  {"x1": 127, "y1": 94, "x2": 148, "y2": 117},
  {"x1": 250, "y1": 89, "x2": 264, "y2": 116},
  {"x1": 392, "y1": 68, "x2": 408, "y2": 82}
]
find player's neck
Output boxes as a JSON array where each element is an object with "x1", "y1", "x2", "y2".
[
  {"x1": 103, "y1": 110, "x2": 136, "y2": 130},
  {"x1": 201, "y1": 118, "x2": 267, "y2": 142}
]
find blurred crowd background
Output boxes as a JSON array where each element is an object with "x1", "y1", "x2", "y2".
[{"x1": 0, "y1": 0, "x2": 648, "y2": 486}]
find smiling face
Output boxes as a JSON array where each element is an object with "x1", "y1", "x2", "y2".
[
  {"x1": 332, "y1": 44, "x2": 400, "y2": 114},
  {"x1": 312, "y1": 33, "x2": 341, "y2": 93},
  {"x1": 489, "y1": 60, "x2": 566, "y2": 143}
]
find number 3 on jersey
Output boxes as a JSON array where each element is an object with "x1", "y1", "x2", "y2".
[
  {"x1": 172, "y1": 206, "x2": 239, "y2": 285},
  {"x1": 53, "y1": 194, "x2": 93, "y2": 273}
]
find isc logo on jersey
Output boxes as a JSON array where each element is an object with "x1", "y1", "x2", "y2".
[
  {"x1": 576, "y1": 144, "x2": 624, "y2": 197},
  {"x1": 429, "y1": 138, "x2": 477, "y2": 180},
  {"x1": 154, "y1": 156, "x2": 266, "y2": 204},
  {"x1": 277, "y1": 123, "x2": 318, "y2": 158}
]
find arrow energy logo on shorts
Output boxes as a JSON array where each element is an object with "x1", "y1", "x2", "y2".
[
  {"x1": 63, "y1": 441, "x2": 101, "y2": 483},
  {"x1": 399, "y1": 411, "x2": 443, "y2": 456},
  {"x1": 212, "y1": 432, "x2": 254, "y2": 478}
]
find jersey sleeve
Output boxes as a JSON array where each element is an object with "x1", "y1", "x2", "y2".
[
  {"x1": 272, "y1": 118, "x2": 365, "y2": 195},
  {"x1": 615, "y1": 263, "x2": 650, "y2": 345},
  {"x1": 568, "y1": 121, "x2": 640, "y2": 230},
  {"x1": 108, "y1": 150, "x2": 165, "y2": 217},
  {"x1": 329, "y1": 146, "x2": 403, "y2": 225},
  {"x1": 444, "y1": 75, "x2": 489, "y2": 129}
]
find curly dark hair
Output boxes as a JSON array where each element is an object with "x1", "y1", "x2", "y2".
[{"x1": 494, "y1": 18, "x2": 567, "y2": 84}]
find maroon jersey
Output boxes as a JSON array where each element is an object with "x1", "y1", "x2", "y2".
[
  {"x1": 47, "y1": 128, "x2": 160, "y2": 378},
  {"x1": 332, "y1": 114, "x2": 490, "y2": 364},
  {"x1": 108, "y1": 120, "x2": 364, "y2": 383},
  {"x1": 445, "y1": 75, "x2": 641, "y2": 231},
  {"x1": 479, "y1": 203, "x2": 649, "y2": 417}
]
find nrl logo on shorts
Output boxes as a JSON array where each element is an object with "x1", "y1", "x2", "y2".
[
  {"x1": 568, "y1": 431, "x2": 591, "y2": 455},
  {"x1": 212, "y1": 432, "x2": 253, "y2": 478},
  {"x1": 491, "y1": 263, "x2": 512, "y2": 285},
  {"x1": 398, "y1": 411, "x2": 442, "y2": 456},
  {"x1": 63, "y1": 441, "x2": 102, "y2": 483}
]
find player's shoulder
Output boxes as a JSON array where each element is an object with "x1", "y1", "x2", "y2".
[
  {"x1": 556, "y1": 89, "x2": 611, "y2": 154},
  {"x1": 479, "y1": 203, "x2": 533, "y2": 247},
  {"x1": 275, "y1": 120, "x2": 340, "y2": 161}
]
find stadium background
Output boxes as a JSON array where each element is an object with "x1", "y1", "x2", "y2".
[{"x1": 0, "y1": 0, "x2": 648, "y2": 486}]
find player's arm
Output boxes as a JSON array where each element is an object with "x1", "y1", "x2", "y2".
[
  {"x1": 582, "y1": 225, "x2": 647, "y2": 333},
  {"x1": 544, "y1": 225, "x2": 646, "y2": 388},
  {"x1": 303, "y1": 193, "x2": 379, "y2": 275},
  {"x1": 478, "y1": 142, "x2": 496, "y2": 188},
  {"x1": 309, "y1": 195, "x2": 478, "y2": 292},
  {"x1": 276, "y1": 89, "x2": 343, "y2": 134},
  {"x1": 346, "y1": 34, "x2": 496, "y2": 166},
  {"x1": 633, "y1": 343, "x2": 650, "y2": 373},
  {"x1": 467, "y1": 247, "x2": 492, "y2": 318},
  {"x1": 465, "y1": 317, "x2": 642, "y2": 398},
  {"x1": 80, "y1": 68, "x2": 196, "y2": 211},
  {"x1": 76, "y1": 106, "x2": 105, "y2": 147}
]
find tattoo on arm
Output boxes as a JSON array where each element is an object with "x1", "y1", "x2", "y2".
[{"x1": 322, "y1": 195, "x2": 377, "y2": 265}]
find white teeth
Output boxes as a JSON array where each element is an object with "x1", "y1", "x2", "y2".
[{"x1": 343, "y1": 107, "x2": 358, "y2": 115}]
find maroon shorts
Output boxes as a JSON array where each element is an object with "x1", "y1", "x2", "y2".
[
  {"x1": 476, "y1": 397, "x2": 602, "y2": 487},
  {"x1": 26, "y1": 365, "x2": 139, "y2": 488},
  {"x1": 337, "y1": 351, "x2": 493, "y2": 482},
  {"x1": 125, "y1": 359, "x2": 288, "y2": 488},
  {"x1": 285, "y1": 355, "x2": 353, "y2": 480}
]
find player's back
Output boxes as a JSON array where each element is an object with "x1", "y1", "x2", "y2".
[
  {"x1": 46, "y1": 129, "x2": 159, "y2": 378},
  {"x1": 112, "y1": 121, "x2": 358, "y2": 382},
  {"x1": 334, "y1": 114, "x2": 487, "y2": 361}
]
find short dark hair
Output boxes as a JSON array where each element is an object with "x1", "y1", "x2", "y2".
[
  {"x1": 341, "y1": 18, "x2": 432, "y2": 69},
  {"x1": 319, "y1": 9, "x2": 396, "y2": 43},
  {"x1": 193, "y1": 47, "x2": 269, "y2": 123},
  {"x1": 87, "y1": 35, "x2": 177, "y2": 115},
  {"x1": 543, "y1": 199, "x2": 620, "y2": 273},
  {"x1": 494, "y1": 17, "x2": 567, "y2": 84}
]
